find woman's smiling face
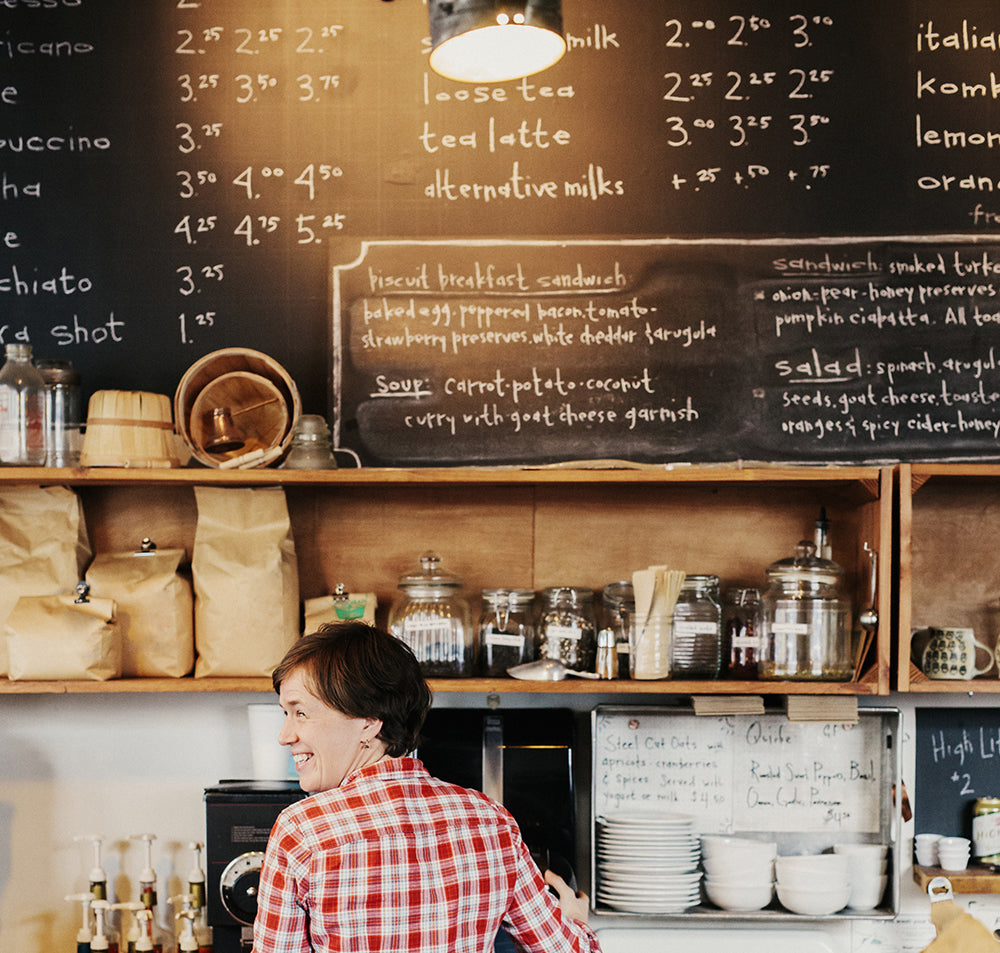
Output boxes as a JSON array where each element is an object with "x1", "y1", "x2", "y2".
[{"x1": 277, "y1": 669, "x2": 382, "y2": 792}]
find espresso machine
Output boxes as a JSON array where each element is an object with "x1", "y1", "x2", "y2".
[{"x1": 204, "y1": 781, "x2": 306, "y2": 953}]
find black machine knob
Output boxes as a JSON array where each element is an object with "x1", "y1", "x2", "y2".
[{"x1": 219, "y1": 851, "x2": 265, "y2": 925}]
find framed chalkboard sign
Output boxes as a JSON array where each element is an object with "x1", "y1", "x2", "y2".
[
  {"x1": 331, "y1": 236, "x2": 1000, "y2": 466},
  {"x1": 914, "y1": 707, "x2": 1000, "y2": 838}
]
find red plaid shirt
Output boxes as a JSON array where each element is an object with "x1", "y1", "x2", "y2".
[{"x1": 253, "y1": 757, "x2": 600, "y2": 953}]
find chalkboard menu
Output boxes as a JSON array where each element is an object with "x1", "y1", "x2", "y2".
[
  {"x1": 914, "y1": 707, "x2": 1000, "y2": 838},
  {"x1": 591, "y1": 706, "x2": 898, "y2": 837},
  {"x1": 333, "y1": 236, "x2": 1000, "y2": 465},
  {"x1": 5, "y1": 0, "x2": 1000, "y2": 464}
]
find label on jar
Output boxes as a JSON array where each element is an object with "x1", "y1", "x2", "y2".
[
  {"x1": 771, "y1": 622, "x2": 810, "y2": 635},
  {"x1": 545, "y1": 624, "x2": 582, "y2": 642},
  {"x1": 673, "y1": 621, "x2": 719, "y2": 636},
  {"x1": 485, "y1": 632, "x2": 524, "y2": 648},
  {"x1": 973, "y1": 810, "x2": 1000, "y2": 857}
]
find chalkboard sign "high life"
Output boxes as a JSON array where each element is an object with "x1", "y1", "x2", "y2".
[{"x1": 331, "y1": 236, "x2": 1000, "y2": 467}]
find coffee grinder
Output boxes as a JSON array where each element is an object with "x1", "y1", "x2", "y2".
[{"x1": 204, "y1": 781, "x2": 306, "y2": 953}]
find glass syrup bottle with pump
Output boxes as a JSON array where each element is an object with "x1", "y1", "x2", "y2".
[
  {"x1": 131, "y1": 834, "x2": 166, "y2": 953},
  {"x1": 186, "y1": 842, "x2": 212, "y2": 953}
]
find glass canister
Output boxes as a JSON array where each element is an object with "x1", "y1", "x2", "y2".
[
  {"x1": 537, "y1": 586, "x2": 596, "y2": 672},
  {"x1": 388, "y1": 551, "x2": 474, "y2": 677},
  {"x1": 722, "y1": 587, "x2": 761, "y2": 679},
  {"x1": 757, "y1": 540, "x2": 853, "y2": 681},
  {"x1": 670, "y1": 574, "x2": 722, "y2": 678},
  {"x1": 281, "y1": 413, "x2": 338, "y2": 469},
  {"x1": 478, "y1": 588, "x2": 535, "y2": 676},
  {"x1": 601, "y1": 581, "x2": 634, "y2": 679}
]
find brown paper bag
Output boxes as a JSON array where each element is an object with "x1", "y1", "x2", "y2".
[
  {"x1": 5, "y1": 592, "x2": 120, "y2": 681},
  {"x1": 85, "y1": 542, "x2": 195, "y2": 677},
  {"x1": 192, "y1": 486, "x2": 298, "y2": 677},
  {"x1": 0, "y1": 486, "x2": 92, "y2": 676}
]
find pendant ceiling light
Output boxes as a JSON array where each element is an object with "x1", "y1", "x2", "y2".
[{"x1": 429, "y1": 0, "x2": 566, "y2": 84}]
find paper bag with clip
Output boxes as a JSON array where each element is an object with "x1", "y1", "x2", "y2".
[
  {"x1": 0, "y1": 486, "x2": 92, "y2": 676},
  {"x1": 85, "y1": 540, "x2": 194, "y2": 677},
  {"x1": 921, "y1": 876, "x2": 1000, "y2": 953},
  {"x1": 5, "y1": 589, "x2": 120, "y2": 681}
]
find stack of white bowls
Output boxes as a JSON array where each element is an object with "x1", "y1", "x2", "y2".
[
  {"x1": 834, "y1": 843, "x2": 889, "y2": 911},
  {"x1": 775, "y1": 853, "x2": 851, "y2": 915},
  {"x1": 937, "y1": 836, "x2": 971, "y2": 871},
  {"x1": 700, "y1": 835, "x2": 776, "y2": 912}
]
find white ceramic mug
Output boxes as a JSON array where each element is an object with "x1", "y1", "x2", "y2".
[{"x1": 921, "y1": 627, "x2": 996, "y2": 680}]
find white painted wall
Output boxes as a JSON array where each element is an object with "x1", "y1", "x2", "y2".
[{"x1": 2, "y1": 690, "x2": 998, "y2": 952}]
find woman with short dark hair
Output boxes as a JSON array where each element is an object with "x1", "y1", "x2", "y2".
[{"x1": 254, "y1": 621, "x2": 600, "y2": 953}]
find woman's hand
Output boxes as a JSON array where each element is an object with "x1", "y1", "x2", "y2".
[{"x1": 543, "y1": 869, "x2": 590, "y2": 924}]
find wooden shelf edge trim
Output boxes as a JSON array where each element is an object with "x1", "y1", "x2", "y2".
[
  {"x1": 0, "y1": 463, "x2": 888, "y2": 489},
  {"x1": 0, "y1": 676, "x2": 880, "y2": 696}
]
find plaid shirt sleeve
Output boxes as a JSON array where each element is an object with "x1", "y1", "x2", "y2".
[{"x1": 252, "y1": 759, "x2": 602, "y2": 953}]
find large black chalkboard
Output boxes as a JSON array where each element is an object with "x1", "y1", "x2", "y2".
[
  {"x1": 4, "y1": 0, "x2": 1000, "y2": 463},
  {"x1": 914, "y1": 708, "x2": 1000, "y2": 838}
]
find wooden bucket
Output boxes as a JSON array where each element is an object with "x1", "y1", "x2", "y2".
[
  {"x1": 174, "y1": 348, "x2": 301, "y2": 467},
  {"x1": 80, "y1": 390, "x2": 181, "y2": 468}
]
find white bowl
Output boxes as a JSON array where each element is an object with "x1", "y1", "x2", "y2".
[
  {"x1": 700, "y1": 835, "x2": 777, "y2": 861},
  {"x1": 704, "y1": 877, "x2": 775, "y2": 912},
  {"x1": 702, "y1": 856, "x2": 774, "y2": 881},
  {"x1": 834, "y1": 843, "x2": 889, "y2": 860},
  {"x1": 938, "y1": 836, "x2": 971, "y2": 851},
  {"x1": 776, "y1": 882, "x2": 851, "y2": 916},
  {"x1": 847, "y1": 874, "x2": 888, "y2": 911},
  {"x1": 938, "y1": 851, "x2": 970, "y2": 872},
  {"x1": 775, "y1": 853, "x2": 850, "y2": 883}
]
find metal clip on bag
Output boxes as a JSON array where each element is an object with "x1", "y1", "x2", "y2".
[{"x1": 5, "y1": 586, "x2": 120, "y2": 681}]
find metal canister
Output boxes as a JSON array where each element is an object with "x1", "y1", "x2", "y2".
[{"x1": 973, "y1": 797, "x2": 1000, "y2": 863}]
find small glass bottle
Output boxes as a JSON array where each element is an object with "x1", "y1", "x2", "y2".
[
  {"x1": 537, "y1": 586, "x2": 596, "y2": 673},
  {"x1": 478, "y1": 588, "x2": 535, "y2": 676},
  {"x1": 0, "y1": 343, "x2": 46, "y2": 466},
  {"x1": 388, "y1": 552, "x2": 474, "y2": 677},
  {"x1": 600, "y1": 581, "x2": 634, "y2": 679},
  {"x1": 36, "y1": 358, "x2": 82, "y2": 467},
  {"x1": 281, "y1": 413, "x2": 338, "y2": 469},
  {"x1": 722, "y1": 587, "x2": 760, "y2": 679},
  {"x1": 669, "y1": 574, "x2": 722, "y2": 678}
]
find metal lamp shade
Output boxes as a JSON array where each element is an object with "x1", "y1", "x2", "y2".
[{"x1": 429, "y1": 0, "x2": 565, "y2": 83}]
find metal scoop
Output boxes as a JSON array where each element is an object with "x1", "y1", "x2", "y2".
[{"x1": 507, "y1": 659, "x2": 600, "y2": 681}]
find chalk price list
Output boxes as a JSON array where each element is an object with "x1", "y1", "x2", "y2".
[
  {"x1": 170, "y1": 13, "x2": 350, "y2": 344},
  {"x1": 661, "y1": 12, "x2": 840, "y2": 194}
]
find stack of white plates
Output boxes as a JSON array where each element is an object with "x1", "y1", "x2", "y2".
[{"x1": 595, "y1": 812, "x2": 702, "y2": 913}]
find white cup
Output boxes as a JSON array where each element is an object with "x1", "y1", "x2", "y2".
[
  {"x1": 915, "y1": 833, "x2": 941, "y2": 867},
  {"x1": 248, "y1": 703, "x2": 291, "y2": 779}
]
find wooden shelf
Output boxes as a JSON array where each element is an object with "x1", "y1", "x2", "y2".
[
  {"x1": 0, "y1": 676, "x2": 882, "y2": 696},
  {"x1": 0, "y1": 463, "x2": 892, "y2": 696},
  {"x1": 914, "y1": 864, "x2": 1000, "y2": 894},
  {"x1": 897, "y1": 464, "x2": 1000, "y2": 692}
]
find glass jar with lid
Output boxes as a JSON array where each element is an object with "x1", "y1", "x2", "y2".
[
  {"x1": 722, "y1": 587, "x2": 760, "y2": 679},
  {"x1": 388, "y1": 551, "x2": 474, "y2": 677},
  {"x1": 537, "y1": 586, "x2": 596, "y2": 672},
  {"x1": 670, "y1": 574, "x2": 722, "y2": 678},
  {"x1": 478, "y1": 588, "x2": 535, "y2": 676},
  {"x1": 757, "y1": 540, "x2": 853, "y2": 681}
]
